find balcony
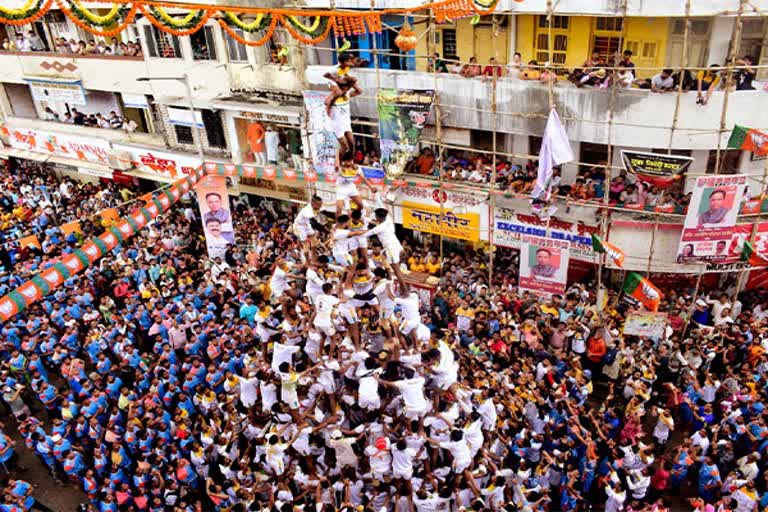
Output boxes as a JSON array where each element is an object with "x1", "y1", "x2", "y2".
[
  {"x1": 306, "y1": 66, "x2": 767, "y2": 151},
  {"x1": 0, "y1": 50, "x2": 231, "y2": 100},
  {"x1": 2, "y1": 116, "x2": 165, "y2": 148}
]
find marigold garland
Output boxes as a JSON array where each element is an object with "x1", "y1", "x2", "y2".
[
  {"x1": 0, "y1": 0, "x2": 51, "y2": 24},
  {"x1": 223, "y1": 11, "x2": 272, "y2": 33},
  {"x1": 281, "y1": 15, "x2": 334, "y2": 45},
  {"x1": 217, "y1": 15, "x2": 278, "y2": 47},
  {"x1": 64, "y1": 0, "x2": 130, "y2": 27},
  {"x1": 139, "y1": 4, "x2": 212, "y2": 37},
  {"x1": 470, "y1": 0, "x2": 501, "y2": 15},
  {"x1": 59, "y1": 1, "x2": 137, "y2": 38}
]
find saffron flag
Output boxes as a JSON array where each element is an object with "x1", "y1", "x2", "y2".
[
  {"x1": 623, "y1": 272, "x2": 663, "y2": 312},
  {"x1": 532, "y1": 108, "x2": 573, "y2": 202},
  {"x1": 591, "y1": 234, "x2": 625, "y2": 267},
  {"x1": 728, "y1": 125, "x2": 768, "y2": 157},
  {"x1": 740, "y1": 241, "x2": 768, "y2": 267}
]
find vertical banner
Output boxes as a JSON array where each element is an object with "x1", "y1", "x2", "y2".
[
  {"x1": 620, "y1": 150, "x2": 693, "y2": 188},
  {"x1": 376, "y1": 89, "x2": 435, "y2": 178},
  {"x1": 196, "y1": 175, "x2": 235, "y2": 259},
  {"x1": 518, "y1": 235, "x2": 570, "y2": 297},
  {"x1": 303, "y1": 90, "x2": 339, "y2": 176},
  {"x1": 677, "y1": 175, "x2": 747, "y2": 263}
]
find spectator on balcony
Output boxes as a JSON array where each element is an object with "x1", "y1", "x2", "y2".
[
  {"x1": 609, "y1": 174, "x2": 627, "y2": 201},
  {"x1": 72, "y1": 108, "x2": 85, "y2": 126},
  {"x1": 568, "y1": 177, "x2": 594, "y2": 201},
  {"x1": 671, "y1": 69, "x2": 696, "y2": 91},
  {"x1": 521, "y1": 60, "x2": 542, "y2": 80},
  {"x1": 461, "y1": 56, "x2": 482, "y2": 78},
  {"x1": 539, "y1": 62, "x2": 558, "y2": 84},
  {"x1": 570, "y1": 51, "x2": 602, "y2": 85},
  {"x1": 75, "y1": 41, "x2": 87, "y2": 55},
  {"x1": 96, "y1": 113, "x2": 110, "y2": 129},
  {"x1": 696, "y1": 64, "x2": 721, "y2": 105},
  {"x1": 14, "y1": 33, "x2": 31, "y2": 52},
  {"x1": 735, "y1": 55, "x2": 756, "y2": 91},
  {"x1": 651, "y1": 69, "x2": 675, "y2": 93},
  {"x1": 449, "y1": 57, "x2": 463, "y2": 74},
  {"x1": 427, "y1": 52, "x2": 448, "y2": 73},
  {"x1": 43, "y1": 108, "x2": 59, "y2": 122},
  {"x1": 507, "y1": 51, "x2": 523, "y2": 79},
  {"x1": 1, "y1": 38, "x2": 15, "y2": 51},
  {"x1": 482, "y1": 57, "x2": 503, "y2": 78},
  {"x1": 109, "y1": 37, "x2": 120, "y2": 54},
  {"x1": 27, "y1": 31, "x2": 44, "y2": 52},
  {"x1": 123, "y1": 118, "x2": 138, "y2": 133},
  {"x1": 407, "y1": 148, "x2": 436, "y2": 176},
  {"x1": 618, "y1": 49, "x2": 635, "y2": 70},
  {"x1": 62, "y1": 113, "x2": 73, "y2": 124},
  {"x1": 109, "y1": 112, "x2": 123, "y2": 129},
  {"x1": 619, "y1": 184, "x2": 640, "y2": 206}
]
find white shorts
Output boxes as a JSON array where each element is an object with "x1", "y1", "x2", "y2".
[
  {"x1": 329, "y1": 102, "x2": 352, "y2": 138},
  {"x1": 333, "y1": 251, "x2": 352, "y2": 267},
  {"x1": 380, "y1": 305, "x2": 395, "y2": 320},
  {"x1": 336, "y1": 182, "x2": 359, "y2": 202},
  {"x1": 400, "y1": 318, "x2": 421, "y2": 336},
  {"x1": 404, "y1": 403, "x2": 431, "y2": 419},
  {"x1": 314, "y1": 321, "x2": 335, "y2": 338},
  {"x1": 385, "y1": 246, "x2": 402, "y2": 264},
  {"x1": 359, "y1": 395, "x2": 381, "y2": 410},
  {"x1": 338, "y1": 304, "x2": 358, "y2": 324}
]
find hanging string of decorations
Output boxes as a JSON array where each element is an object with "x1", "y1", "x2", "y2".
[
  {"x1": 0, "y1": 0, "x2": 52, "y2": 25},
  {"x1": 58, "y1": 0, "x2": 137, "y2": 37},
  {"x1": 2, "y1": 0, "x2": 506, "y2": 43}
]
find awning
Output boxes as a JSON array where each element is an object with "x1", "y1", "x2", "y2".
[
  {"x1": 48, "y1": 155, "x2": 113, "y2": 178},
  {"x1": 0, "y1": 147, "x2": 51, "y2": 163},
  {"x1": 124, "y1": 168, "x2": 177, "y2": 184},
  {"x1": 212, "y1": 99, "x2": 302, "y2": 124},
  {"x1": 154, "y1": 95, "x2": 218, "y2": 110}
]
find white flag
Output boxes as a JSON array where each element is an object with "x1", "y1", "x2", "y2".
[{"x1": 531, "y1": 108, "x2": 573, "y2": 202}]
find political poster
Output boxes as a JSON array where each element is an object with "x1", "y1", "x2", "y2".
[
  {"x1": 620, "y1": 150, "x2": 694, "y2": 188},
  {"x1": 676, "y1": 175, "x2": 747, "y2": 263},
  {"x1": 377, "y1": 89, "x2": 435, "y2": 178},
  {"x1": 623, "y1": 311, "x2": 668, "y2": 339},
  {"x1": 518, "y1": 235, "x2": 569, "y2": 297},
  {"x1": 196, "y1": 175, "x2": 235, "y2": 259},
  {"x1": 493, "y1": 205, "x2": 598, "y2": 261},
  {"x1": 303, "y1": 90, "x2": 338, "y2": 176}
]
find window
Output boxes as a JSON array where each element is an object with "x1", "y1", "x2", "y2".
[
  {"x1": 441, "y1": 29, "x2": 457, "y2": 58},
  {"x1": 44, "y1": 11, "x2": 69, "y2": 36},
  {"x1": 593, "y1": 36, "x2": 622, "y2": 61},
  {"x1": 225, "y1": 27, "x2": 248, "y2": 62},
  {"x1": 642, "y1": 42, "x2": 657, "y2": 59},
  {"x1": 671, "y1": 19, "x2": 711, "y2": 36},
  {"x1": 190, "y1": 26, "x2": 217, "y2": 61},
  {"x1": 538, "y1": 15, "x2": 569, "y2": 29},
  {"x1": 202, "y1": 109, "x2": 226, "y2": 149},
  {"x1": 174, "y1": 125, "x2": 194, "y2": 145},
  {"x1": 535, "y1": 34, "x2": 567, "y2": 64},
  {"x1": 143, "y1": 25, "x2": 181, "y2": 58},
  {"x1": 706, "y1": 150, "x2": 742, "y2": 174},
  {"x1": 595, "y1": 17, "x2": 623, "y2": 32},
  {"x1": 266, "y1": 28, "x2": 289, "y2": 65}
]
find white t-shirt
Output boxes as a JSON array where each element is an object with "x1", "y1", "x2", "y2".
[
  {"x1": 265, "y1": 130, "x2": 280, "y2": 162},
  {"x1": 439, "y1": 438, "x2": 472, "y2": 472},
  {"x1": 367, "y1": 218, "x2": 402, "y2": 252},
  {"x1": 314, "y1": 294, "x2": 340, "y2": 326},
  {"x1": 271, "y1": 342, "x2": 301, "y2": 371},
  {"x1": 293, "y1": 203, "x2": 316, "y2": 232},
  {"x1": 392, "y1": 445, "x2": 417, "y2": 477},
  {"x1": 270, "y1": 266, "x2": 291, "y2": 297},
  {"x1": 394, "y1": 376, "x2": 427, "y2": 411},
  {"x1": 395, "y1": 293, "x2": 421, "y2": 322},
  {"x1": 364, "y1": 445, "x2": 392, "y2": 475},
  {"x1": 239, "y1": 376, "x2": 259, "y2": 407}
]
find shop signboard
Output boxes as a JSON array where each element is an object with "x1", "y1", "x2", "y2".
[{"x1": 7, "y1": 124, "x2": 110, "y2": 164}]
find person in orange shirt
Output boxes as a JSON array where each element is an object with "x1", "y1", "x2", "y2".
[{"x1": 246, "y1": 122, "x2": 266, "y2": 165}]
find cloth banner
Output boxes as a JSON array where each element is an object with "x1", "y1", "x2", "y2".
[
  {"x1": 676, "y1": 175, "x2": 747, "y2": 263},
  {"x1": 620, "y1": 150, "x2": 693, "y2": 188},
  {"x1": 0, "y1": 169, "x2": 203, "y2": 323},
  {"x1": 591, "y1": 234, "x2": 625, "y2": 267},
  {"x1": 376, "y1": 89, "x2": 435, "y2": 179},
  {"x1": 303, "y1": 90, "x2": 339, "y2": 176},
  {"x1": 532, "y1": 109, "x2": 573, "y2": 202},
  {"x1": 728, "y1": 125, "x2": 768, "y2": 157},
  {"x1": 623, "y1": 272, "x2": 662, "y2": 312},
  {"x1": 623, "y1": 312, "x2": 668, "y2": 338},
  {"x1": 196, "y1": 175, "x2": 235, "y2": 259},
  {"x1": 741, "y1": 241, "x2": 768, "y2": 268},
  {"x1": 518, "y1": 235, "x2": 569, "y2": 297}
]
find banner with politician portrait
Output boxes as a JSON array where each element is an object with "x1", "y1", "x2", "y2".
[
  {"x1": 518, "y1": 236, "x2": 570, "y2": 297},
  {"x1": 196, "y1": 175, "x2": 235, "y2": 259},
  {"x1": 677, "y1": 175, "x2": 747, "y2": 263}
]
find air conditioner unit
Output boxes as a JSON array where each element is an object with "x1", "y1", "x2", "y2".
[{"x1": 108, "y1": 149, "x2": 133, "y2": 171}]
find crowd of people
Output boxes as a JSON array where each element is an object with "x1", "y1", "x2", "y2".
[
  {"x1": 1, "y1": 32, "x2": 142, "y2": 57},
  {"x1": 41, "y1": 107, "x2": 138, "y2": 133},
  {"x1": 426, "y1": 48, "x2": 759, "y2": 95},
  {"x1": 0, "y1": 145, "x2": 767, "y2": 512},
  {"x1": 0, "y1": 160, "x2": 134, "y2": 266}
]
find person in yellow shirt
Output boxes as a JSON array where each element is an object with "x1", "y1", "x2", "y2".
[
  {"x1": 696, "y1": 64, "x2": 721, "y2": 105},
  {"x1": 425, "y1": 255, "x2": 441, "y2": 275}
]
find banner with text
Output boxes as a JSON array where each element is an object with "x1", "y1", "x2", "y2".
[
  {"x1": 196, "y1": 175, "x2": 235, "y2": 259},
  {"x1": 303, "y1": 90, "x2": 338, "y2": 176},
  {"x1": 401, "y1": 201, "x2": 479, "y2": 242},
  {"x1": 113, "y1": 144, "x2": 200, "y2": 181},
  {"x1": 377, "y1": 89, "x2": 435, "y2": 178},
  {"x1": 623, "y1": 311, "x2": 668, "y2": 339},
  {"x1": 6, "y1": 125, "x2": 110, "y2": 165},
  {"x1": 493, "y1": 205, "x2": 598, "y2": 262},
  {"x1": 620, "y1": 150, "x2": 693, "y2": 188},
  {"x1": 518, "y1": 235, "x2": 570, "y2": 296},
  {"x1": 677, "y1": 175, "x2": 746, "y2": 263}
]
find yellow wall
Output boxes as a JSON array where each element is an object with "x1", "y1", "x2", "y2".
[{"x1": 420, "y1": 14, "x2": 670, "y2": 77}]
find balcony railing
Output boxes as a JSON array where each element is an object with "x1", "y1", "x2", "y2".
[
  {"x1": 0, "y1": 50, "x2": 143, "y2": 61},
  {"x1": 306, "y1": 66, "x2": 767, "y2": 151}
]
